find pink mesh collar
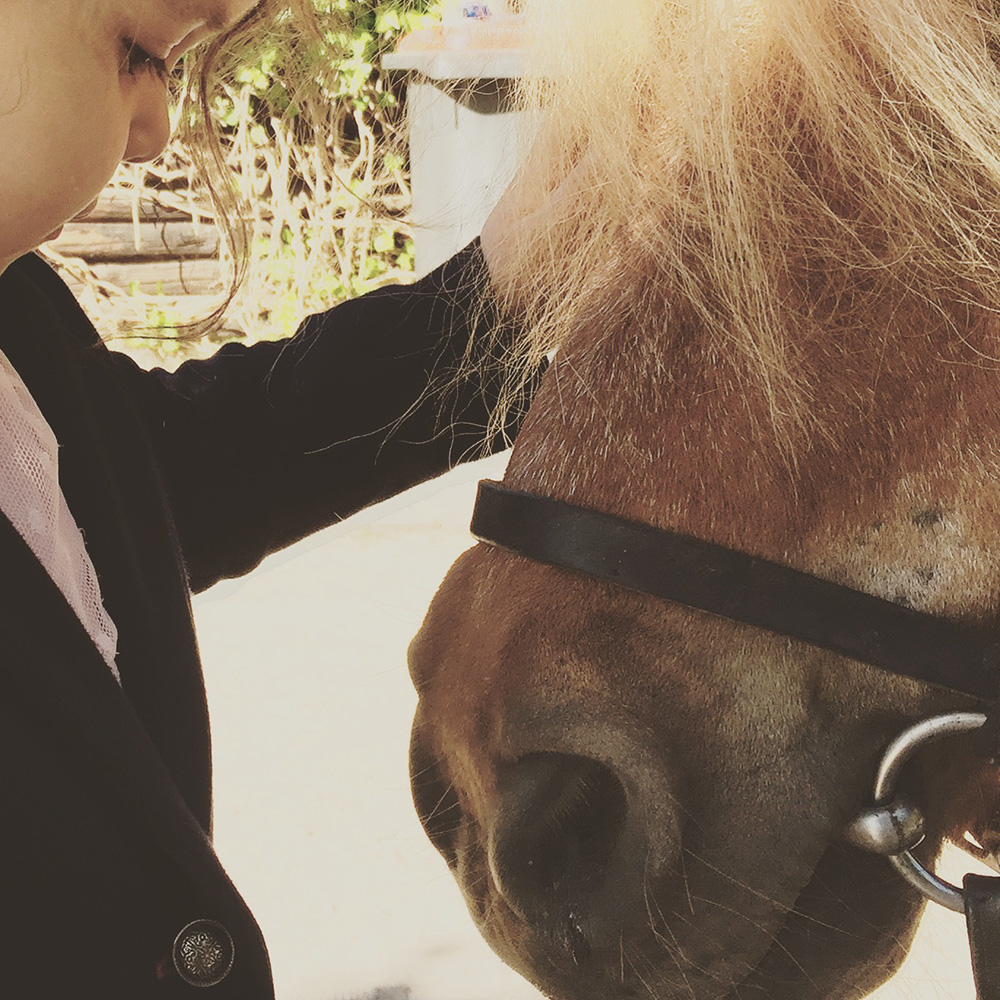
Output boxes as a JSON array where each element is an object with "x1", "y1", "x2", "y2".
[{"x1": 0, "y1": 348, "x2": 119, "y2": 681}]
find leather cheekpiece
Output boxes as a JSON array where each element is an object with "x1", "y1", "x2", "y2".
[{"x1": 965, "y1": 874, "x2": 1000, "y2": 1000}]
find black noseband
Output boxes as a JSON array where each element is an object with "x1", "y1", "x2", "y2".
[{"x1": 470, "y1": 480, "x2": 1000, "y2": 701}]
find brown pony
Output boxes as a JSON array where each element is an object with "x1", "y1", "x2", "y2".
[{"x1": 408, "y1": 0, "x2": 1000, "y2": 995}]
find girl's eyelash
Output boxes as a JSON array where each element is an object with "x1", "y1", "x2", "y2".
[{"x1": 121, "y1": 38, "x2": 169, "y2": 79}]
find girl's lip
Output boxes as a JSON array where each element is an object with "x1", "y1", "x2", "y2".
[
  {"x1": 73, "y1": 198, "x2": 100, "y2": 220},
  {"x1": 42, "y1": 196, "x2": 100, "y2": 243},
  {"x1": 41, "y1": 196, "x2": 101, "y2": 244}
]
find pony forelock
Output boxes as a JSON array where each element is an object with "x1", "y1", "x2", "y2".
[{"x1": 492, "y1": 0, "x2": 1000, "y2": 448}]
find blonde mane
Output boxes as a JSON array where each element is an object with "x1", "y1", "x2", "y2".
[{"x1": 496, "y1": 0, "x2": 1000, "y2": 447}]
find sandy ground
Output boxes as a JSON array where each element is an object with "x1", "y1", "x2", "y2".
[{"x1": 193, "y1": 452, "x2": 987, "y2": 1000}]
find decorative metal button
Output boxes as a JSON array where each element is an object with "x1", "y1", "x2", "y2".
[{"x1": 172, "y1": 919, "x2": 235, "y2": 988}]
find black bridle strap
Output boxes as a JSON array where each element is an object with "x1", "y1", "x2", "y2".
[{"x1": 470, "y1": 480, "x2": 1000, "y2": 701}]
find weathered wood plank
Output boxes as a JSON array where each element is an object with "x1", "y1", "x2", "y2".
[
  {"x1": 84, "y1": 259, "x2": 224, "y2": 296},
  {"x1": 51, "y1": 221, "x2": 220, "y2": 262},
  {"x1": 85, "y1": 190, "x2": 197, "y2": 224},
  {"x1": 54, "y1": 279, "x2": 245, "y2": 338}
]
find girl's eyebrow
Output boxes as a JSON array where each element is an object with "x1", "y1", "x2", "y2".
[
  {"x1": 205, "y1": 5, "x2": 238, "y2": 31},
  {"x1": 208, "y1": 1, "x2": 266, "y2": 31}
]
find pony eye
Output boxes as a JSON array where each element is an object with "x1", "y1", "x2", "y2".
[{"x1": 120, "y1": 38, "x2": 168, "y2": 79}]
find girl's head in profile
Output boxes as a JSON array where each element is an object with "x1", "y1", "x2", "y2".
[
  {"x1": 0, "y1": 1, "x2": 264, "y2": 273},
  {"x1": 0, "y1": 0, "x2": 324, "y2": 276}
]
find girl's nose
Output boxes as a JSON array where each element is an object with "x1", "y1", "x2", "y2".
[{"x1": 123, "y1": 77, "x2": 171, "y2": 164}]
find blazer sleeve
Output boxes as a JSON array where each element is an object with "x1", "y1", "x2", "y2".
[{"x1": 110, "y1": 241, "x2": 538, "y2": 592}]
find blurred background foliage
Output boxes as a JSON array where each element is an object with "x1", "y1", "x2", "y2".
[{"x1": 44, "y1": 0, "x2": 441, "y2": 360}]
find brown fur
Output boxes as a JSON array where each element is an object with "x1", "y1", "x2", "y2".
[
  {"x1": 409, "y1": 295, "x2": 999, "y2": 998},
  {"x1": 409, "y1": 0, "x2": 1000, "y2": 996}
]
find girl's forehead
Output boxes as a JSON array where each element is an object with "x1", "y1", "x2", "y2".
[
  {"x1": 153, "y1": 0, "x2": 257, "y2": 29},
  {"x1": 97, "y1": 0, "x2": 255, "y2": 36},
  {"x1": 161, "y1": 0, "x2": 256, "y2": 28}
]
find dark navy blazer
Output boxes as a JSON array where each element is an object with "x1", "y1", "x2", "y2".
[{"x1": 0, "y1": 245, "x2": 526, "y2": 998}]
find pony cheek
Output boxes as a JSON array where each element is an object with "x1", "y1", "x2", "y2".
[
  {"x1": 407, "y1": 535, "x2": 934, "y2": 1000},
  {"x1": 734, "y1": 842, "x2": 927, "y2": 999}
]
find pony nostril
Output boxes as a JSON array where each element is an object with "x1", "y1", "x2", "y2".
[
  {"x1": 489, "y1": 753, "x2": 627, "y2": 934},
  {"x1": 410, "y1": 726, "x2": 462, "y2": 867}
]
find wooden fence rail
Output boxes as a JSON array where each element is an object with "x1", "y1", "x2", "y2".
[{"x1": 52, "y1": 189, "x2": 224, "y2": 298}]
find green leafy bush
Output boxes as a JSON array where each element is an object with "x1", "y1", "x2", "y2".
[
  {"x1": 204, "y1": 0, "x2": 442, "y2": 342},
  {"x1": 49, "y1": 1, "x2": 442, "y2": 356}
]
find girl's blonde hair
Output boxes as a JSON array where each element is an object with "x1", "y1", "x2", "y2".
[
  {"x1": 497, "y1": 0, "x2": 1000, "y2": 445},
  {"x1": 173, "y1": 0, "x2": 337, "y2": 320},
  {"x1": 146, "y1": 1, "x2": 415, "y2": 341}
]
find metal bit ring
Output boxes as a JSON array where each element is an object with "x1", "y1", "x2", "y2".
[{"x1": 869, "y1": 712, "x2": 987, "y2": 913}]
